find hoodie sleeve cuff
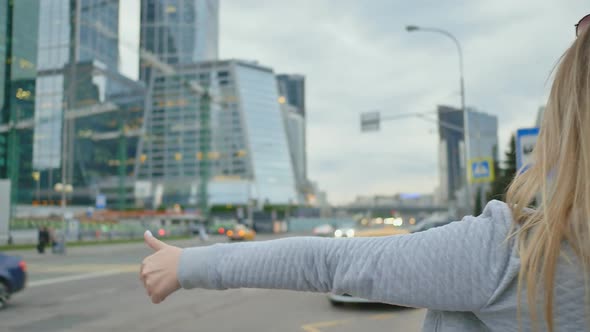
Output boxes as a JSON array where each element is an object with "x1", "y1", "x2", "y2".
[{"x1": 177, "y1": 246, "x2": 216, "y2": 289}]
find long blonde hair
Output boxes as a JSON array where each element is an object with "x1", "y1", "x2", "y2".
[{"x1": 506, "y1": 29, "x2": 590, "y2": 331}]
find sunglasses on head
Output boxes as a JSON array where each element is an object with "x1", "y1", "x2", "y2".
[{"x1": 576, "y1": 14, "x2": 590, "y2": 37}]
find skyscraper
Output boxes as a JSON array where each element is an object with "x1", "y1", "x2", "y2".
[
  {"x1": 277, "y1": 73, "x2": 307, "y2": 201},
  {"x1": 0, "y1": 0, "x2": 40, "y2": 205},
  {"x1": 24, "y1": 0, "x2": 144, "y2": 208},
  {"x1": 136, "y1": 60, "x2": 298, "y2": 210},
  {"x1": 437, "y1": 106, "x2": 465, "y2": 203},
  {"x1": 281, "y1": 103, "x2": 306, "y2": 203},
  {"x1": 277, "y1": 74, "x2": 305, "y2": 116},
  {"x1": 140, "y1": 0, "x2": 219, "y2": 81},
  {"x1": 437, "y1": 105, "x2": 498, "y2": 210}
]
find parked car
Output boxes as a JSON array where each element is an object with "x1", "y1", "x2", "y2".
[
  {"x1": 0, "y1": 253, "x2": 27, "y2": 309},
  {"x1": 226, "y1": 224, "x2": 256, "y2": 241}
]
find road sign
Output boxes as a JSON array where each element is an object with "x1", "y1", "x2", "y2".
[
  {"x1": 516, "y1": 127, "x2": 539, "y2": 171},
  {"x1": 96, "y1": 194, "x2": 107, "y2": 210},
  {"x1": 468, "y1": 157, "x2": 495, "y2": 183},
  {"x1": 361, "y1": 111, "x2": 380, "y2": 132}
]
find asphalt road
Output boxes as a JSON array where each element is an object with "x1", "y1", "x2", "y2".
[{"x1": 1, "y1": 234, "x2": 426, "y2": 332}]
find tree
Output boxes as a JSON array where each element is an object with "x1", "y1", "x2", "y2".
[{"x1": 487, "y1": 135, "x2": 517, "y2": 202}]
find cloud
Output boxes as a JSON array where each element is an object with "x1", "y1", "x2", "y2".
[{"x1": 220, "y1": 0, "x2": 589, "y2": 204}]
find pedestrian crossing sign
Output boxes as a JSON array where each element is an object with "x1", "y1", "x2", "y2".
[{"x1": 468, "y1": 157, "x2": 495, "y2": 183}]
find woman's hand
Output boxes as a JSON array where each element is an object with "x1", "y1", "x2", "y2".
[{"x1": 140, "y1": 231, "x2": 182, "y2": 304}]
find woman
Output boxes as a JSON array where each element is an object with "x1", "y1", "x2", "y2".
[{"x1": 140, "y1": 16, "x2": 590, "y2": 331}]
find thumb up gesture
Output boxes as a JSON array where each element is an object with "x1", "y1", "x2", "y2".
[{"x1": 140, "y1": 231, "x2": 182, "y2": 304}]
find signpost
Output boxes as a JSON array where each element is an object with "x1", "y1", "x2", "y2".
[
  {"x1": 516, "y1": 127, "x2": 540, "y2": 172},
  {"x1": 96, "y1": 194, "x2": 107, "y2": 210},
  {"x1": 360, "y1": 111, "x2": 380, "y2": 132},
  {"x1": 468, "y1": 157, "x2": 495, "y2": 183}
]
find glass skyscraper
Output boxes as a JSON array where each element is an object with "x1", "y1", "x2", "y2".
[
  {"x1": 0, "y1": 0, "x2": 40, "y2": 204},
  {"x1": 0, "y1": 0, "x2": 145, "y2": 207},
  {"x1": 277, "y1": 73, "x2": 308, "y2": 202},
  {"x1": 277, "y1": 74, "x2": 305, "y2": 116},
  {"x1": 137, "y1": 60, "x2": 297, "y2": 209},
  {"x1": 140, "y1": 0, "x2": 219, "y2": 81},
  {"x1": 437, "y1": 105, "x2": 498, "y2": 212},
  {"x1": 281, "y1": 103, "x2": 306, "y2": 203}
]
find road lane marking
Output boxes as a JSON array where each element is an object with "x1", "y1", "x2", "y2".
[
  {"x1": 301, "y1": 319, "x2": 350, "y2": 332},
  {"x1": 62, "y1": 287, "x2": 118, "y2": 302},
  {"x1": 369, "y1": 313, "x2": 395, "y2": 320},
  {"x1": 29, "y1": 263, "x2": 138, "y2": 274},
  {"x1": 29, "y1": 271, "x2": 124, "y2": 288}
]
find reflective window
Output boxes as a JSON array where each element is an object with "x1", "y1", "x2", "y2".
[
  {"x1": 33, "y1": 75, "x2": 64, "y2": 170},
  {"x1": 235, "y1": 63, "x2": 297, "y2": 204}
]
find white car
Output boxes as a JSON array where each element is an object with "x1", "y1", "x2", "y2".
[{"x1": 312, "y1": 224, "x2": 335, "y2": 237}]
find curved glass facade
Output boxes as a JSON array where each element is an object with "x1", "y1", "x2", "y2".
[
  {"x1": 138, "y1": 60, "x2": 297, "y2": 207},
  {"x1": 140, "y1": 0, "x2": 219, "y2": 81},
  {"x1": 1, "y1": 0, "x2": 40, "y2": 203},
  {"x1": 235, "y1": 63, "x2": 297, "y2": 205}
]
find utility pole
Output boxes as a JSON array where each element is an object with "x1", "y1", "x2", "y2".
[
  {"x1": 4, "y1": 0, "x2": 18, "y2": 232},
  {"x1": 198, "y1": 89, "x2": 211, "y2": 222},
  {"x1": 118, "y1": 108, "x2": 128, "y2": 210}
]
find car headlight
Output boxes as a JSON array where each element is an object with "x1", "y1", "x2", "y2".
[
  {"x1": 346, "y1": 229, "x2": 355, "y2": 238},
  {"x1": 334, "y1": 229, "x2": 343, "y2": 238}
]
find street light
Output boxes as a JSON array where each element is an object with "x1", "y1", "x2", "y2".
[
  {"x1": 405, "y1": 25, "x2": 465, "y2": 111},
  {"x1": 405, "y1": 25, "x2": 473, "y2": 213},
  {"x1": 54, "y1": 182, "x2": 74, "y2": 254}
]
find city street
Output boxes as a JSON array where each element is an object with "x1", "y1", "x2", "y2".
[{"x1": 1, "y1": 234, "x2": 425, "y2": 332}]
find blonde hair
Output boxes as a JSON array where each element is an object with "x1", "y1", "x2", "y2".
[{"x1": 506, "y1": 29, "x2": 590, "y2": 331}]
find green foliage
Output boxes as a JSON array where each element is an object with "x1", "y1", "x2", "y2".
[{"x1": 487, "y1": 135, "x2": 517, "y2": 202}]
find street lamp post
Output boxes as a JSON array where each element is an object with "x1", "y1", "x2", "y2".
[
  {"x1": 54, "y1": 182, "x2": 73, "y2": 254},
  {"x1": 405, "y1": 26, "x2": 465, "y2": 112},
  {"x1": 406, "y1": 25, "x2": 472, "y2": 213}
]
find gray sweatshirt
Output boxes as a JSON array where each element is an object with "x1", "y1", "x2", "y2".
[{"x1": 178, "y1": 200, "x2": 587, "y2": 331}]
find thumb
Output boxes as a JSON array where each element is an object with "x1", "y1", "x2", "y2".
[{"x1": 144, "y1": 230, "x2": 167, "y2": 251}]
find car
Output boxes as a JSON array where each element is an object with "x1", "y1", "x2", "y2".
[
  {"x1": 226, "y1": 224, "x2": 256, "y2": 241},
  {"x1": 312, "y1": 224, "x2": 334, "y2": 237},
  {"x1": 328, "y1": 220, "x2": 410, "y2": 306},
  {"x1": 209, "y1": 220, "x2": 238, "y2": 235},
  {"x1": 0, "y1": 253, "x2": 27, "y2": 309},
  {"x1": 333, "y1": 222, "x2": 357, "y2": 238}
]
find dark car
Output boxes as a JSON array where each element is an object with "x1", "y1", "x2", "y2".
[{"x1": 0, "y1": 253, "x2": 27, "y2": 309}]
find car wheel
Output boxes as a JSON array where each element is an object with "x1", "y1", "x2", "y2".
[{"x1": 0, "y1": 280, "x2": 10, "y2": 310}]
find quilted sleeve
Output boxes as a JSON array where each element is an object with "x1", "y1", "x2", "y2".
[{"x1": 178, "y1": 201, "x2": 514, "y2": 311}]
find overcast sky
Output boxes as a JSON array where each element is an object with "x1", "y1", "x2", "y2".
[{"x1": 219, "y1": 0, "x2": 588, "y2": 204}]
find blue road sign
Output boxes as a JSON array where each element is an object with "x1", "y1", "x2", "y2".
[
  {"x1": 96, "y1": 194, "x2": 107, "y2": 210},
  {"x1": 516, "y1": 127, "x2": 540, "y2": 171},
  {"x1": 469, "y1": 157, "x2": 495, "y2": 183}
]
